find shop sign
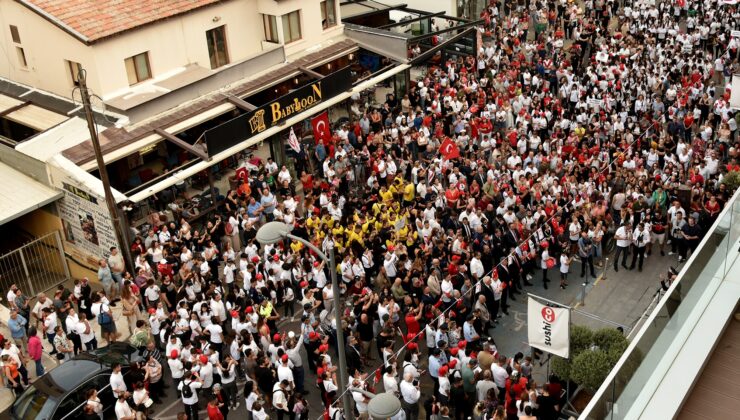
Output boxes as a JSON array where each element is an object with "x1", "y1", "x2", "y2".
[
  {"x1": 527, "y1": 297, "x2": 570, "y2": 358},
  {"x1": 206, "y1": 66, "x2": 352, "y2": 155}
]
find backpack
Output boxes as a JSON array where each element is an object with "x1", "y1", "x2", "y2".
[
  {"x1": 97, "y1": 304, "x2": 112, "y2": 325},
  {"x1": 181, "y1": 380, "x2": 193, "y2": 399}
]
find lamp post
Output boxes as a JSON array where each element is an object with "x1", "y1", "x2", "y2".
[{"x1": 256, "y1": 222, "x2": 353, "y2": 420}]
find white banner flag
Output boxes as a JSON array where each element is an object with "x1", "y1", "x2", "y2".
[
  {"x1": 288, "y1": 127, "x2": 301, "y2": 153},
  {"x1": 527, "y1": 297, "x2": 570, "y2": 358}
]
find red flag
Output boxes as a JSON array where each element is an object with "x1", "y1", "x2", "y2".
[
  {"x1": 235, "y1": 167, "x2": 248, "y2": 180},
  {"x1": 439, "y1": 137, "x2": 460, "y2": 160},
  {"x1": 311, "y1": 112, "x2": 331, "y2": 144}
]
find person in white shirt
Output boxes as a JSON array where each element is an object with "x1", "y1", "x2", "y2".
[
  {"x1": 437, "y1": 365, "x2": 451, "y2": 405},
  {"x1": 178, "y1": 370, "x2": 203, "y2": 420},
  {"x1": 351, "y1": 378, "x2": 371, "y2": 418},
  {"x1": 383, "y1": 364, "x2": 399, "y2": 395},
  {"x1": 613, "y1": 223, "x2": 632, "y2": 272},
  {"x1": 31, "y1": 293, "x2": 52, "y2": 328},
  {"x1": 476, "y1": 370, "x2": 497, "y2": 402},
  {"x1": 273, "y1": 380, "x2": 292, "y2": 419},
  {"x1": 218, "y1": 356, "x2": 239, "y2": 410},
  {"x1": 110, "y1": 363, "x2": 127, "y2": 399},
  {"x1": 399, "y1": 372, "x2": 421, "y2": 419},
  {"x1": 383, "y1": 251, "x2": 398, "y2": 280},
  {"x1": 469, "y1": 253, "x2": 484, "y2": 280},
  {"x1": 168, "y1": 350, "x2": 184, "y2": 389},
  {"x1": 630, "y1": 222, "x2": 650, "y2": 272},
  {"x1": 205, "y1": 322, "x2": 224, "y2": 355},
  {"x1": 491, "y1": 356, "x2": 509, "y2": 397},
  {"x1": 114, "y1": 393, "x2": 135, "y2": 420}
]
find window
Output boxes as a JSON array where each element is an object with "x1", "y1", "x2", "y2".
[
  {"x1": 124, "y1": 52, "x2": 151, "y2": 85},
  {"x1": 16, "y1": 47, "x2": 27, "y2": 67},
  {"x1": 206, "y1": 26, "x2": 229, "y2": 69},
  {"x1": 263, "y1": 14, "x2": 278, "y2": 43},
  {"x1": 321, "y1": 0, "x2": 337, "y2": 29},
  {"x1": 281, "y1": 11, "x2": 302, "y2": 44},
  {"x1": 66, "y1": 60, "x2": 81, "y2": 86},
  {"x1": 9, "y1": 25, "x2": 20, "y2": 43}
]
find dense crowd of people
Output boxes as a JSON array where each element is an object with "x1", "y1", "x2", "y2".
[{"x1": 3, "y1": 0, "x2": 739, "y2": 419}]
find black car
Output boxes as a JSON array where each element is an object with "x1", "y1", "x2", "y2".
[{"x1": 3, "y1": 342, "x2": 145, "y2": 420}]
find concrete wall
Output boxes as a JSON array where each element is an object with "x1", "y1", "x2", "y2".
[
  {"x1": 0, "y1": 0, "x2": 99, "y2": 97},
  {"x1": 15, "y1": 207, "x2": 97, "y2": 280},
  {"x1": 0, "y1": 0, "x2": 343, "y2": 101}
]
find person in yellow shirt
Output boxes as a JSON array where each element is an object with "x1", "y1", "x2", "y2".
[
  {"x1": 403, "y1": 182, "x2": 415, "y2": 204},
  {"x1": 332, "y1": 225, "x2": 345, "y2": 238},
  {"x1": 347, "y1": 225, "x2": 364, "y2": 247},
  {"x1": 379, "y1": 186, "x2": 393, "y2": 203},
  {"x1": 574, "y1": 124, "x2": 586, "y2": 139},
  {"x1": 306, "y1": 213, "x2": 321, "y2": 231},
  {"x1": 290, "y1": 240, "x2": 304, "y2": 253},
  {"x1": 321, "y1": 215, "x2": 335, "y2": 230}
]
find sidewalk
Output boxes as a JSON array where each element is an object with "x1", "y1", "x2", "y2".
[
  {"x1": 569, "y1": 254, "x2": 682, "y2": 333},
  {"x1": 0, "y1": 300, "x2": 132, "y2": 412}
]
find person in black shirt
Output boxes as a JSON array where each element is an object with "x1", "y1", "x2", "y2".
[
  {"x1": 356, "y1": 313, "x2": 374, "y2": 362},
  {"x1": 254, "y1": 356, "x2": 276, "y2": 399},
  {"x1": 650, "y1": 211, "x2": 668, "y2": 256},
  {"x1": 345, "y1": 334, "x2": 363, "y2": 375},
  {"x1": 678, "y1": 216, "x2": 702, "y2": 262}
]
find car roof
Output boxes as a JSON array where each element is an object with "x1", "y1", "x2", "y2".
[{"x1": 32, "y1": 359, "x2": 106, "y2": 397}]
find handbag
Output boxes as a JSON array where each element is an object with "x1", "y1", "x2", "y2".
[{"x1": 97, "y1": 305, "x2": 113, "y2": 325}]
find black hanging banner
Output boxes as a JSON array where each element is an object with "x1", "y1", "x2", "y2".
[{"x1": 205, "y1": 66, "x2": 352, "y2": 155}]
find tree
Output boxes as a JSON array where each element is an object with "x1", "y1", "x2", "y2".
[
  {"x1": 721, "y1": 170, "x2": 740, "y2": 193},
  {"x1": 571, "y1": 350, "x2": 613, "y2": 392},
  {"x1": 549, "y1": 325, "x2": 631, "y2": 392}
]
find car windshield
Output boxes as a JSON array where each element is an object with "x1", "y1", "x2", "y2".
[
  {"x1": 87, "y1": 342, "x2": 139, "y2": 365},
  {"x1": 12, "y1": 384, "x2": 55, "y2": 420}
]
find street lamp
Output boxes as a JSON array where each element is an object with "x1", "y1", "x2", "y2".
[
  {"x1": 367, "y1": 392, "x2": 402, "y2": 419},
  {"x1": 256, "y1": 221, "x2": 353, "y2": 420},
  {"x1": 350, "y1": 388, "x2": 402, "y2": 420}
]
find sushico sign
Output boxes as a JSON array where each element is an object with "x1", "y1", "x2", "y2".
[
  {"x1": 205, "y1": 66, "x2": 353, "y2": 155},
  {"x1": 527, "y1": 297, "x2": 570, "y2": 358}
]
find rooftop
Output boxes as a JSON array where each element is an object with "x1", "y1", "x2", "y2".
[
  {"x1": 17, "y1": 0, "x2": 226, "y2": 43},
  {"x1": 61, "y1": 39, "x2": 358, "y2": 167}
]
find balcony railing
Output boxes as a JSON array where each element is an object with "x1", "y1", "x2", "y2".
[{"x1": 580, "y1": 185, "x2": 740, "y2": 419}]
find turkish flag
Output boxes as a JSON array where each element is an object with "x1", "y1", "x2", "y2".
[
  {"x1": 235, "y1": 167, "x2": 248, "y2": 180},
  {"x1": 439, "y1": 137, "x2": 460, "y2": 160},
  {"x1": 311, "y1": 112, "x2": 331, "y2": 144}
]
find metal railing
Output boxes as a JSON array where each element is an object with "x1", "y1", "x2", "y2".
[
  {"x1": 580, "y1": 186, "x2": 740, "y2": 419},
  {"x1": 0, "y1": 230, "x2": 70, "y2": 296}
]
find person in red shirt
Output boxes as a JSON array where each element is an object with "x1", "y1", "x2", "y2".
[
  {"x1": 404, "y1": 304, "x2": 423, "y2": 337},
  {"x1": 207, "y1": 395, "x2": 225, "y2": 420}
]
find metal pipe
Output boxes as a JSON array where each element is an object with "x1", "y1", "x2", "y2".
[{"x1": 286, "y1": 234, "x2": 352, "y2": 419}]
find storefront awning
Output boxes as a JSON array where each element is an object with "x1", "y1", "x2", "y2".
[
  {"x1": 0, "y1": 161, "x2": 63, "y2": 225},
  {"x1": 344, "y1": 23, "x2": 410, "y2": 63},
  {"x1": 127, "y1": 63, "x2": 411, "y2": 203}
]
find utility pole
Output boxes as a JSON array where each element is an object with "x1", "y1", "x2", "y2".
[{"x1": 76, "y1": 64, "x2": 134, "y2": 269}]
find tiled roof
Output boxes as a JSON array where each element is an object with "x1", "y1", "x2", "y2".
[{"x1": 17, "y1": 0, "x2": 226, "y2": 43}]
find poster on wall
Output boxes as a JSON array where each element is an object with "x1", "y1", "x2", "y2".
[{"x1": 53, "y1": 170, "x2": 119, "y2": 263}]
